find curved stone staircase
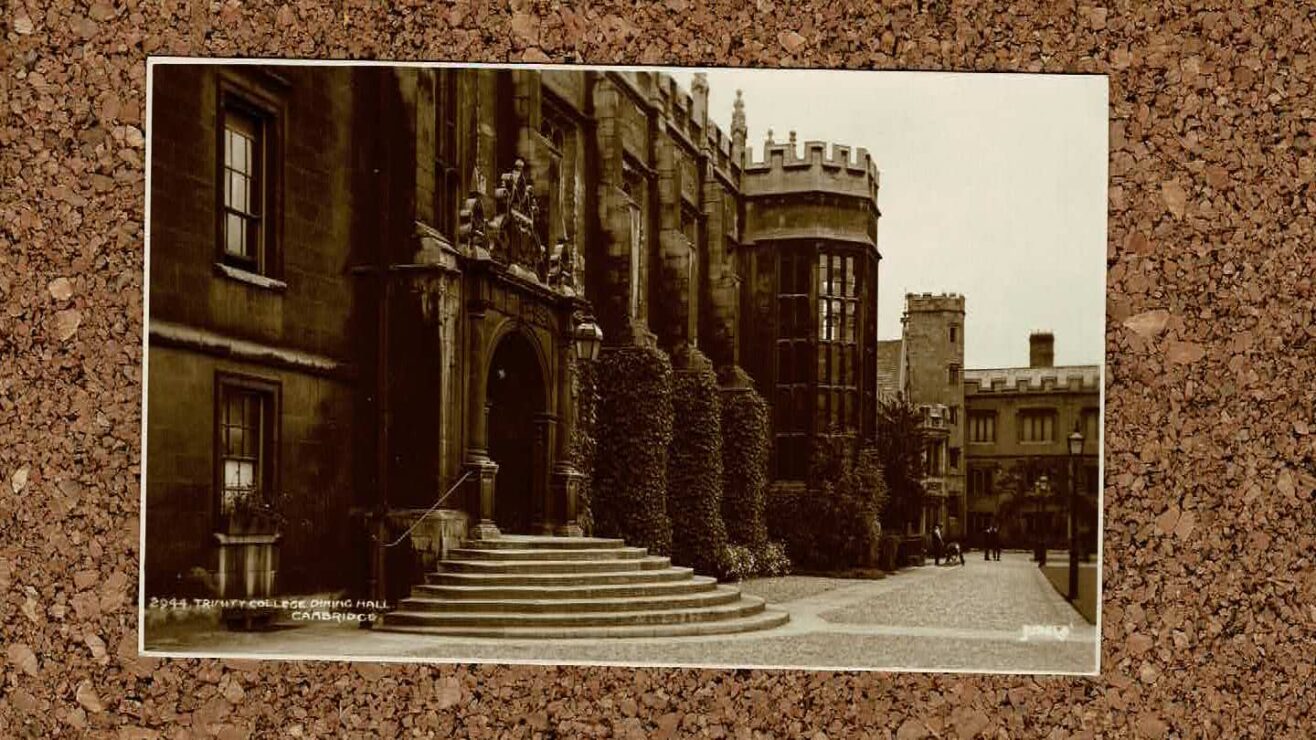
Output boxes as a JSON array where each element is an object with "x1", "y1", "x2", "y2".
[{"x1": 377, "y1": 535, "x2": 788, "y2": 638}]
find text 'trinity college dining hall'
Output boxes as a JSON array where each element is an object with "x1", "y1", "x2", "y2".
[{"x1": 144, "y1": 65, "x2": 883, "y2": 608}]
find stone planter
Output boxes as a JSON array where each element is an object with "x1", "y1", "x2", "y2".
[{"x1": 213, "y1": 532, "x2": 280, "y2": 630}]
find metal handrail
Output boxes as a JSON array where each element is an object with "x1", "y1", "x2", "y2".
[{"x1": 382, "y1": 470, "x2": 473, "y2": 548}]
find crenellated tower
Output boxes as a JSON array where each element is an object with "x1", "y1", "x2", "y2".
[
  {"x1": 899, "y1": 292, "x2": 967, "y2": 537},
  {"x1": 738, "y1": 132, "x2": 882, "y2": 482}
]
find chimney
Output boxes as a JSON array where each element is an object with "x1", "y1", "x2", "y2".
[{"x1": 1029, "y1": 332, "x2": 1055, "y2": 368}]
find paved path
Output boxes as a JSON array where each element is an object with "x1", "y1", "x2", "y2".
[{"x1": 145, "y1": 553, "x2": 1096, "y2": 674}]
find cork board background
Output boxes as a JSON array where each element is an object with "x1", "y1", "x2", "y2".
[{"x1": 2, "y1": 1, "x2": 1314, "y2": 737}]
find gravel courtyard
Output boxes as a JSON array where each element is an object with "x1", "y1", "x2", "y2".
[{"x1": 145, "y1": 552, "x2": 1097, "y2": 674}]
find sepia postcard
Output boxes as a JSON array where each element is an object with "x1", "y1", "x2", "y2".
[{"x1": 140, "y1": 60, "x2": 1107, "y2": 675}]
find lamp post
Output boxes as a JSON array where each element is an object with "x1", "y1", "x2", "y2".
[
  {"x1": 573, "y1": 315, "x2": 603, "y2": 363},
  {"x1": 1033, "y1": 474, "x2": 1049, "y2": 566},
  {"x1": 1067, "y1": 430, "x2": 1085, "y2": 602},
  {"x1": 553, "y1": 311, "x2": 602, "y2": 537}
]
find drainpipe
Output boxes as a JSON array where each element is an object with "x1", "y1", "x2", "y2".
[{"x1": 368, "y1": 70, "x2": 392, "y2": 611}]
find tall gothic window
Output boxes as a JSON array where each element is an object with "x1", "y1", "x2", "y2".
[
  {"x1": 622, "y1": 159, "x2": 647, "y2": 318},
  {"x1": 681, "y1": 203, "x2": 699, "y2": 303},
  {"x1": 817, "y1": 251, "x2": 860, "y2": 434},
  {"x1": 434, "y1": 69, "x2": 459, "y2": 242},
  {"x1": 541, "y1": 95, "x2": 580, "y2": 249},
  {"x1": 775, "y1": 249, "x2": 812, "y2": 480}
]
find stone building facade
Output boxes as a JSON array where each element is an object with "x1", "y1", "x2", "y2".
[
  {"x1": 885, "y1": 294, "x2": 1100, "y2": 549},
  {"x1": 145, "y1": 64, "x2": 881, "y2": 604},
  {"x1": 962, "y1": 333, "x2": 1100, "y2": 550}
]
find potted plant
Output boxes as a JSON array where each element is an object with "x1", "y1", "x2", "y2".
[{"x1": 214, "y1": 488, "x2": 283, "y2": 630}]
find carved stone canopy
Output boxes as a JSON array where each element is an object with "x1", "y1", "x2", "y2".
[
  {"x1": 547, "y1": 238, "x2": 578, "y2": 293},
  {"x1": 459, "y1": 191, "x2": 488, "y2": 253}
]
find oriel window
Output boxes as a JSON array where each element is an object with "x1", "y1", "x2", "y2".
[
  {"x1": 774, "y1": 249, "x2": 813, "y2": 480},
  {"x1": 817, "y1": 250, "x2": 860, "y2": 434}
]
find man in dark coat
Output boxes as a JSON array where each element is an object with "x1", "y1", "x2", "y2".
[{"x1": 932, "y1": 524, "x2": 945, "y2": 566}]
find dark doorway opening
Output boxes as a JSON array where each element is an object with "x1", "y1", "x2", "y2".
[{"x1": 487, "y1": 330, "x2": 547, "y2": 534}]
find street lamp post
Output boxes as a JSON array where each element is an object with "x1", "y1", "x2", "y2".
[
  {"x1": 1067, "y1": 430, "x2": 1085, "y2": 602},
  {"x1": 1033, "y1": 474, "x2": 1049, "y2": 566}
]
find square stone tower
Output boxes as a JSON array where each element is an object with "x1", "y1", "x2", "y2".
[{"x1": 899, "y1": 293, "x2": 967, "y2": 537}]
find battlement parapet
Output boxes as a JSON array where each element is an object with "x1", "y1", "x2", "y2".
[
  {"x1": 741, "y1": 137, "x2": 878, "y2": 202},
  {"x1": 963, "y1": 365, "x2": 1101, "y2": 395},
  {"x1": 745, "y1": 138, "x2": 879, "y2": 179},
  {"x1": 903, "y1": 292, "x2": 965, "y2": 313}
]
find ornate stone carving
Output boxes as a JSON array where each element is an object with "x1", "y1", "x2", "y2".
[
  {"x1": 458, "y1": 191, "x2": 488, "y2": 253},
  {"x1": 411, "y1": 273, "x2": 451, "y2": 327},
  {"x1": 487, "y1": 159, "x2": 548, "y2": 279}
]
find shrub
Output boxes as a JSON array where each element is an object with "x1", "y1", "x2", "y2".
[
  {"x1": 718, "y1": 366, "x2": 770, "y2": 553},
  {"x1": 767, "y1": 485, "x2": 832, "y2": 570},
  {"x1": 717, "y1": 543, "x2": 757, "y2": 582},
  {"x1": 754, "y1": 540, "x2": 792, "y2": 577},
  {"x1": 766, "y1": 435, "x2": 888, "y2": 572},
  {"x1": 591, "y1": 345, "x2": 674, "y2": 555},
  {"x1": 876, "y1": 397, "x2": 928, "y2": 532},
  {"x1": 665, "y1": 347, "x2": 729, "y2": 576}
]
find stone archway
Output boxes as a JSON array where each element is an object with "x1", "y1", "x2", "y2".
[{"x1": 485, "y1": 329, "x2": 549, "y2": 534}]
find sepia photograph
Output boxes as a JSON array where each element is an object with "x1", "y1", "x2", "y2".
[{"x1": 139, "y1": 60, "x2": 1106, "y2": 674}]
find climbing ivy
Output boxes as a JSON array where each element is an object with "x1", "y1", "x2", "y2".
[
  {"x1": 718, "y1": 366, "x2": 770, "y2": 553},
  {"x1": 569, "y1": 358, "x2": 599, "y2": 535},
  {"x1": 591, "y1": 345, "x2": 674, "y2": 556},
  {"x1": 666, "y1": 347, "x2": 729, "y2": 577}
]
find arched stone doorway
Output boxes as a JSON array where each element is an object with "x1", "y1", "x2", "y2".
[{"x1": 485, "y1": 329, "x2": 549, "y2": 534}]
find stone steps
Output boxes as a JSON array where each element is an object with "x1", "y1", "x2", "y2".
[
  {"x1": 377, "y1": 535, "x2": 788, "y2": 639},
  {"x1": 447, "y1": 546, "x2": 649, "y2": 561},
  {"x1": 377, "y1": 609, "x2": 790, "y2": 640},
  {"x1": 386, "y1": 594, "x2": 767, "y2": 628},
  {"x1": 424, "y1": 567, "x2": 695, "y2": 587},
  {"x1": 437, "y1": 556, "x2": 670, "y2": 574},
  {"x1": 399, "y1": 585, "x2": 742, "y2": 613},
  {"x1": 461, "y1": 536, "x2": 626, "y2": 550},
  {"x1": 413, "y1": 575, "x2": 719, "y2": 601}
]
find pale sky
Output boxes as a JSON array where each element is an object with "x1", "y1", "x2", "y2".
[{"x1": 679, "y1": 69, "x2": 1108, "y2": 369}]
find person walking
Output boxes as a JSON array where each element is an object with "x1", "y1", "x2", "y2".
[
  {"x1": 932, "y1": 524, "x2": 945, "y2": 566},
  {"x1": 991, "y1": 524, "x2": 1002, "y2": 561}
]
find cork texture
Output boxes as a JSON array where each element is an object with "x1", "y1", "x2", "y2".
[{"x1": 2, "y1": 1, "x2": 1314, "y2": 737}]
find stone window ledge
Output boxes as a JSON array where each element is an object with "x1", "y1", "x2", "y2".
[{"x1": 215, "y1": 262, "x2": 288, "y2": 292}]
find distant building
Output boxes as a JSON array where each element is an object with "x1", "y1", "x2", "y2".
[
  {"x1": 963, "y1": 333, "x2": 1100, "y2": 550},
  {"x1": 884, "y1": 300, "x2": 1100, "y2": 549},
  {"x1": 144, "y1": 65, "x2": 881, "y2": 604}
]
